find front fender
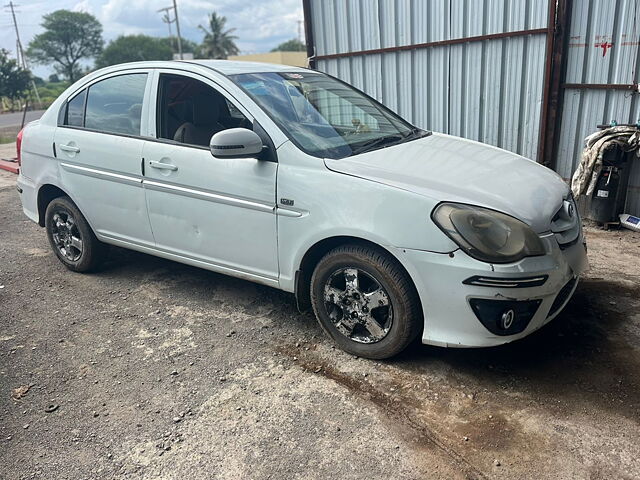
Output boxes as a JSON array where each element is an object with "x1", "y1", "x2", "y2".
[{"x1": 275, "y1": 142, "x2": 457, "y2": 292}]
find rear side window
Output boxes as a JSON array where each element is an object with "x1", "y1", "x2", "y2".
[
  {"x1": 85, "y1": 74, "x2": 148, "y2": 136},
  {"x1": 64, "y1": 90, "x2": 86, "y2": 127}
]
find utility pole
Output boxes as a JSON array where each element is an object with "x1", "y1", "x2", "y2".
[
  {"x1": 172, "y1": 0, "x2": 183, "y2": 60},
  {"x1": 7, "y1": 1, "x2": 23, "y2": 66},
  {"x1": 158, "y1": 6, "x2": 175, "y2": 51},
  {"x1": 4, "y1": 1, "x2": 41, "y2": 108},
  {"x1": 158, "y1": 1, "x2": 183, "y2": 60},
  {"x1": 297, "y1": 20, "x2": 303, "y2": 44}
]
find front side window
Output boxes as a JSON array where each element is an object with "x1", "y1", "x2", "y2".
[
  {"x1": 157, "y1": 73, "x2": 252, "y2": 147},
  {"x1": 84, "y1": 74, "x2": 148, "y2": 136},
  {"x1": 230, "y1": 72, "x2": 426, "y2": 159}
]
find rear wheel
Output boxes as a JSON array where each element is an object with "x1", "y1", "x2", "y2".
[
  {"x1": 311, "y1": 244, "x2": 422, "y2": 359},
  {"x1": 45, "y1": 196, "x2": 105, "y2": 272}
]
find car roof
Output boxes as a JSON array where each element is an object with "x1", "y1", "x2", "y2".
[
  {"x1": 98, "y1": 60, "x2": 311, "y2": 77},
  {"x1": 185, "y1": 60, "x2": 310, "y2": 75}
]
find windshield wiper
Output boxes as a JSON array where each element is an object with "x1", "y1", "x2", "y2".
[
  {"x1": 404, "y1": 127, "x2": 432, "y2": 140},
  {"x1": 350, "y1": 134, "x2": 404, "y2": 156}
]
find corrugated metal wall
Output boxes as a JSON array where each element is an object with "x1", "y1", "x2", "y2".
[
  {"x1": 310, "y1": 0, "x2": 550, "y2": 161},
  {"x1": 555, "y1": 0, "x2": 640, "y2": 215},
  {"x1": 307, "y1": 0, "x2": 640, "y2": 216}
]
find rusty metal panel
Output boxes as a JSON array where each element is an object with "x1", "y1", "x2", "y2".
[{"x1": 556, "y1": 0, "x2": 640, "y2": 215}]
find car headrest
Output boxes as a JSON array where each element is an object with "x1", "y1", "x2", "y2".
[{"x1": 192, "y1": 92, "x2": 226, "y2": 126}]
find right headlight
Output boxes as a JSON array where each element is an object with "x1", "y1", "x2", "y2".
[{"x1": 431, "y1": 203, "x2": 546, "y2": 264}]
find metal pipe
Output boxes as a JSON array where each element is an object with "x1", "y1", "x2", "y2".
[
  {"x1": 302, "y1": 0, "x2": 316, "y2": 69},
  {"x1": 312, "y1": 28, "x2": 548, "y2": 61},
  {"x1": 537, "y1": 0, "x2": 572, "y2": 169},
  {"x1": 562, "y1": 83, "x2": 639, "y2": 91}
]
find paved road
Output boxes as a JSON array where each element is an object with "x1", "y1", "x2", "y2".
[
  {"x1": 0, "y1": 110, "x2": 45, "y2": 128},
  {"x1": 1, "y1": 170, "x2": 639, "y2": 479}
]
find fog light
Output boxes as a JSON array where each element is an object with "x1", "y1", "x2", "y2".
[
  {"x1": 469, "y1": 298, "x2": 542, "y2": 336},
  {"x1": 500, "y1": 309, "x2": 515, "y2": 329}
]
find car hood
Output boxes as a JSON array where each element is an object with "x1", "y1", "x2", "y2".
[{"x1": 324, "y1": 133, "x2": 569, "y2": 233}]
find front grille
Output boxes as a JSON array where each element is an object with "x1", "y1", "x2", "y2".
[{"x1": 547, "y1": 277, "x2": 577, "y2": 318}]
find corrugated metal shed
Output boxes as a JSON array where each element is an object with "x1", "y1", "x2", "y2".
[
  {"x1": 309, "y1": 0, "x2": 550, "y2": 161},
  {"x1": 304, "y1": 0, "x2": 640, "y2": 216},
  {"x1": 555, "y1": 0, "x2": 640, "y2": 215}
]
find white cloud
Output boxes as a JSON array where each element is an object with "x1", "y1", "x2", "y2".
[{"x1": 1, "y1": 0, "x2": 306, "y2": 77}]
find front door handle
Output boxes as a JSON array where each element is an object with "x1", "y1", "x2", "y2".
[
  {"x1": 149, "y1": 161, "x2": 178, "y2": 171},
  {"x1": 59, "y1": 144, "x2": 80, "y2": 153}
]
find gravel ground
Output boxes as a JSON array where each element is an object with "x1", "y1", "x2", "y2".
[
  {"x1": 1, "y1": 168, "x2": 639, "y2": 480},
  {"x1": 0, "y1": 142, "x2": 18, "y2": 160}
]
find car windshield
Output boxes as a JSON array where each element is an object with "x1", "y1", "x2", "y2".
[{"x1": 229, "y1": 71, "x2": 428, "y2": 159}]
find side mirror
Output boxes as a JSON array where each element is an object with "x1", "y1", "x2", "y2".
[{"x1": 209, "y1": 128, "x2": 263, "y2": 159}]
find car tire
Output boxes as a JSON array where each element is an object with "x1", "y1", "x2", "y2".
[
  {"x1": 310, "y1": 244, "x2": 422, "y2": 359},
  {"x1": 45, "y1": 196, "x2": 106, "y2": 272}
]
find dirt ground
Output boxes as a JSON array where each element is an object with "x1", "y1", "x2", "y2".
[{"x1": 1, "y1": 168, "x2": 639, "y2": 480}]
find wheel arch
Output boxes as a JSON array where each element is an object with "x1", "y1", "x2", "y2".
[
  {"x1": 294, "y1": 235, "x2": 420, "y2": 313},
  {"x1": 37, "y1": 184, "x2": 69, "y2": 227}
]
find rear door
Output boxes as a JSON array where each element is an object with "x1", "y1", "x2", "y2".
[{"x1": 54, "y1": 70, "x2": 155, "y2": 247}]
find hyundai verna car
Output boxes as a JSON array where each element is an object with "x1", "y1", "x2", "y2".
[{"x1": 16, "y1": 61, "x2": 588, "y2": 359}]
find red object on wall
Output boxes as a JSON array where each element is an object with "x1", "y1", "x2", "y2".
[{"x1": 597, "y1": 41, "x2": 614, "y2": 56}]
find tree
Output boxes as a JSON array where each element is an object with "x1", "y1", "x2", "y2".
[
  {"x1": 198, "y1": 12, "x2": 239, "y2": 59},
  {"x1": 172, "y1": 38, "x2": 202, "y2": 59},
  {"x1": 27, "y1": 10, "x2": 103, "y2": 83},
  {"x1": 156, "y1": 37, "x2": 202, "y2": 59},
  {"x1": 48, "y1": 74, "x2": 61, "y2": 83},
  {"x1": 96, "y1": 35, "x2": 173, "y2": 68},
  {"x1": 0, "y1": 49, "x2": 30, "y2": 106},
  {"x1": 271, "y1": 38, "x2": 306, "y2": 52}
]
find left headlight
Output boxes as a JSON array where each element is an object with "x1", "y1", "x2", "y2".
[{"x1": 431, "y1": 203, "x2": 546, "y2": 264}]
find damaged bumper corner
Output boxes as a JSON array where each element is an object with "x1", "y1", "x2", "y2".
[{"x1": 390, "y1": 233, "x2": 589, "y2": 348}]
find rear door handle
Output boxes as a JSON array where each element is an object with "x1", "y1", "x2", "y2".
[
  {"x1": 149, "y1": 161, "x2": 178, "y2": 171},
  {"x1": 59, "y1": 144, "x2": 80, "y2": 153}
]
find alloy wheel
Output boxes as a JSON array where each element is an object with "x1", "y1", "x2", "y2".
[
  {"x1": 323, "y1": 267, "x2": 393, "y2": 344},
  {"x1": 50, "y1": 210, "x2": 83, "y2": 262}
]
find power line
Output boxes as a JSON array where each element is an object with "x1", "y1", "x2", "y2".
[{"x1": 4, "y1": 1, "x2": 41, "y2": 108}]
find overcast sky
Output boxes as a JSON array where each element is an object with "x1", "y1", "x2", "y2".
[{"x1": 0, "y1": 0, "x2": 305, "y2": 78}]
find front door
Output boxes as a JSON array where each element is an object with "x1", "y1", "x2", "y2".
[{"x1": 142, "y1": 72, "x2": 279, "y2": 283}]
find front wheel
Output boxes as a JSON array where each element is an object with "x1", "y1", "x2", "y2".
[
  {"x1": 310, "y1": 245, "x2": 422, "y2": 359},
  {"x1": 45, "y1": 196, "x2": 105, "y2": 272}
]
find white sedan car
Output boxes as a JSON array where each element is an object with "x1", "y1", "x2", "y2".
[{"x1": 16, "y1": 60, "x2": 587, "y2": 359}]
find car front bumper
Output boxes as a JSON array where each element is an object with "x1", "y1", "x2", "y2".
[{"x1": 391, "y1": 232, "x2": 588, "y2": 348}]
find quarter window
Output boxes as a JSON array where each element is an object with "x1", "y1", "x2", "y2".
[
  {"x1": 84, "y1": 74, "x2": 148, "y2": 136},
  {"x1": 65, "y1": 90, "x2": 86, "y2": 127}
]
